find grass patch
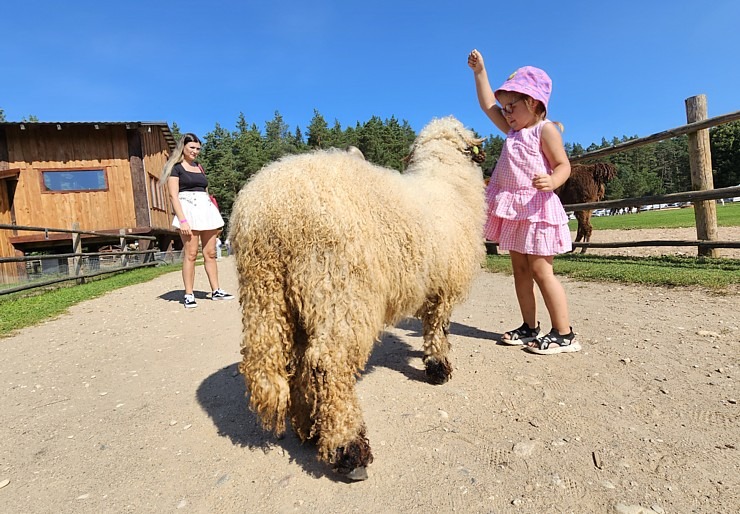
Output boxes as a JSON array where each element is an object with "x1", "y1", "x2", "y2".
[
  {"x1": 0, "y1": 264, "x2": 182, "y2": 338},
  {"x1": 569, "y1": 202, "x2": 740, "y2": 231},
  {"x1": 485, "y1": 253, "x2": 740, "y2": 290}
]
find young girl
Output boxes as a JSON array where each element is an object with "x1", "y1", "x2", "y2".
[{"x1": 467, "y1": 49, "x2": 581, "y2": 355}]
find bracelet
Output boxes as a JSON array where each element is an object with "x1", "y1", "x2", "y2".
[{"x1": 179, "y1": 219, "x2": 188, "y2": 224}]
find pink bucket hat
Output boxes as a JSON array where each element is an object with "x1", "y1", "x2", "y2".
[{"x1": 495, "y1": 66, "x2": 552, "y2": 112}]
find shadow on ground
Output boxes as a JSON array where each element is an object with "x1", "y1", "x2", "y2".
[
  {"x1": 158, "y1": 289, "x2": 211, "y2": 302},
  {"x1": 196, "y1": 363, "x2": 332, "y2": 479},
  {"x1": 196, "y1": 316, "x2": 499, "y2": 481},
  {"x1": 387, "y1": 317, "x2": 501, "y2": 346}
]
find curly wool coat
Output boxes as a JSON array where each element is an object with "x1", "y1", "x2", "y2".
[{"x1": 228, "y1": 116, "x2": 486, "y2": 475}]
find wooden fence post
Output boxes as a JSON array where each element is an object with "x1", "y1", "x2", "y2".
[
  {"x1": 119, "y1": 229, "x2": 129, "y2": 267},
  {"x1": 71, "y1": 222, "x2": 84, "y2": 283},
  {"x1": 685, "y1": 95, "x2": 719, "y2": 257}
]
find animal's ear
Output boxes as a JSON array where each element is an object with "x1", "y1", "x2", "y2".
[
  {"x1": 402, "y1": 149, "x2": 414, "y2": 166},
  {"x1": 466, "y1": 144, "x2": 486, "y2": 164}
]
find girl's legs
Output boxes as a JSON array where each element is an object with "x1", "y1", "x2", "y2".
[
  {"x1": 528, "y1": 254, "x2": 571, "y2": 336},
  {"x1": 180, "y1": 231, "x2": 201, "y2": 295},
  {"x1": 199, "y1": 228, "x2": 221, "y2": 292},
  {"x1": 509, "y1": 250, "x2": 538, "y2": 330}
]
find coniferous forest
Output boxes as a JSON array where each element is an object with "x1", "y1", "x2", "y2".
[
  {"x1": 1, "y1": 107, "x2": 736, "y2": 224},
  {"x1": 187, "y1": 110, "x2": 739, "y2": 224}
]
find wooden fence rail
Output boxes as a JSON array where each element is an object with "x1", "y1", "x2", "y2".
[
  {"x1": 0, "y1": 223, "x2": 163, "y2": 295},
  {"x1": 0, "y1": 223, "x2": 157, "y2": 240},
  {"x1": 486, "y1": 184, "x2": 740, "y2": 257},
  {"x1": 569, "y1": 110, "x2": 740, "y2": 164},
  {"x1": 562, "y1": 185, "x2": 740, "y2": 212},
  {"x1": 0, "y1": 262, "x2": 162, "y2": 296}
]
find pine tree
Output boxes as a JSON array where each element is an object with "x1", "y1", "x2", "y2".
[
  {"x1": 710, "y1": 121, "x2": 740, "y2": 188},
  {"x1": 307, "y1": 109, "x2": 329, "y2": 149}
]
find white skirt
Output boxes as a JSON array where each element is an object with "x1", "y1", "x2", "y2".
[{"x1": 172, "y1": 191, "x2": 224, "y2": 231}]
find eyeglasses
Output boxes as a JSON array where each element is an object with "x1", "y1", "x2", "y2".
[{"x1": 499, "y1": 98, "x2": 523, "y2": 115}]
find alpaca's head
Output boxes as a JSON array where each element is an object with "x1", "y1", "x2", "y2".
[{"x1": 407, "y1": 116, "x2": 486, "y2": 166}]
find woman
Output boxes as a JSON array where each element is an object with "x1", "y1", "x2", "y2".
[{"x1": 161, "y1": 133, "x2": 233, "y2": 308}]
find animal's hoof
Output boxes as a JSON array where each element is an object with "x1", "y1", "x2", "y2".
[
  {"x1": 424, "y1": 357, "x2": 452, "y2": 385},
  {"x1": 344, "y1": 466, "x2": 369, "y2": 481},
  {"x1": 333, "y1": 434, "x2": 374, "y2": 480}
]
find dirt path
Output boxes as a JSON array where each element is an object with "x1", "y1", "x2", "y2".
[{"x1": 1, "y1": 231, "x2": 738, "y2": 513}]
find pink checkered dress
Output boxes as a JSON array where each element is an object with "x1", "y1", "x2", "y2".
[{"x1": 484, "y1": 120, "x2": 571, "y2": 255}]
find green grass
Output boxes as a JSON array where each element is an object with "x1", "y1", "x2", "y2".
[
  {"x1": 485, "y1": 253, "x2": 740, "y2": 290},
  {"x1": 570, "y1": 202, "x2": 740, "y2": 231},
  {"x1": 0, "y1": 263, "x2": 182, "y2": 337}
]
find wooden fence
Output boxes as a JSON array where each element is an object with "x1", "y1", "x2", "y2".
[
  {"x1": 560, "y1": 185, "x2": 740, "y2": 252},
  {"x1": 0, "y1": 223, "x2": 164, "y2": 295}
]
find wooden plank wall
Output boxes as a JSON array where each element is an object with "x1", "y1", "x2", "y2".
[
  {"x1": 141, "y1": 127, "x2": 176, "y2": 230},
  {"x1": 4, "y1": 124, "x2": 136, "y2": 231},
  {"x1": 0, "y1": 127, "x2": 20, "y2": 282},
  {"x1": 0, "y1": 177, "x2": 18, "y2": 283}
]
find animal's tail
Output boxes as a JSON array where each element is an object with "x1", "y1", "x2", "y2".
[{"x1": 234, "y1": 242, "x2": 294, "y2": 436}]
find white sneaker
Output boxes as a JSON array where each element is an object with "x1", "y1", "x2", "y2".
[
  {"x1": 211, "y1": 289, "x2": 234, "y2": 301},
  {"x1": 183, "y1": 294, "x2": 198, "y2": 309}
]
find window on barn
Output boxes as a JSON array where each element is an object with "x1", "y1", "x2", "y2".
[
  {"x1": 42, "y1": 169, "x2": 108, "y2": 192},
  {"x1": 149, "y1": 175, "x2": 167, "y2": 210}
]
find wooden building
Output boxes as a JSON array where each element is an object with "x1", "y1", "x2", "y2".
[{"x1": 0, "y1": 121, "x2": 179, "y2": 282}]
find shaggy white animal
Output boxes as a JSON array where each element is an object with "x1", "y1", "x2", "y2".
[{"x1": 229, "y1": 116, "x2": 486, "y2": 480}]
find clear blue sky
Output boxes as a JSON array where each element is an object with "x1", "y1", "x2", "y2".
[{"x1": 2, "y1": 1, "x2": 738, "y2": 148}]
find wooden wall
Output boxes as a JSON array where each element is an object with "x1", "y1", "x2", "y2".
[
  {"x1": 0, "y1": 177, "x2": 18, "y2": 284},
  {"x1": 4, "y1": 124, "x2": 137, "y2": 231},
  {"x1": 140, "y1": 127, "x2": 175, "y2": 230},
  {"x1": 1, "y1": 124, "x2": 176, "y2": 233}
]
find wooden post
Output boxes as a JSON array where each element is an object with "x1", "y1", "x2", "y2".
[
  {"x1": 138, "y1": 238, "x2": 152, "y2": 263},
  {"x1": 120, "y1": 229, "x2": 129, "y2": 267},
  {"x1": 71, "y1": 222, "x2": 84, "y2": 283},
  {"x1": 685, "y1": 95, "x2": 719, "y2": 257}
]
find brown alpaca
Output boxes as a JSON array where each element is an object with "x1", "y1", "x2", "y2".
[{"x1": 555, "y1": 162, "x2": 617, "y2": 253}]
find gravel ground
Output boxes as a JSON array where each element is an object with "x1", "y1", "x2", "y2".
[{"x1": 0, "y1": 229, "x2": 738, "y2": 513}]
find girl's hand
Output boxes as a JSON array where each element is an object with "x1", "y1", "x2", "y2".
[
  {"x1": 468, "y1": 49, "x2": 484, "y2": 72},
  {"x1": 532, "y1": 174, "x2": 556, "y2": 191}
]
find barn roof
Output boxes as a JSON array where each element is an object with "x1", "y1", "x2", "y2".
[{"x1": 0, "y1": 121, "x2": 176, "y2": 151}]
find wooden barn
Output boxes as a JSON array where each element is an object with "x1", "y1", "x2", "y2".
[{"x1": 0, "y1": 121, "x2": 179, "y2": 283}]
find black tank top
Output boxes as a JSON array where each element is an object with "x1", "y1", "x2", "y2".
[{"x1": 171, "y1": 163, "x2": 208, "y2": 192}]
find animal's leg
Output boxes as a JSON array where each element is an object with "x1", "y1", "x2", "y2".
[
  {"x1": 581, "y1": 210, "x2": 594, "y2": 254},
  {"x1": 574, "y1": 211, "x2": 591, "y2": 254},
  {"x1": 419, "y1": 297, "x2": 453, "y2": 385},
  {"x1": 308, "y1": 341, "x2": 374, "y2": 480}
]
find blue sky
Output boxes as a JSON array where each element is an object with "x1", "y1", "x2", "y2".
[{"x1": 2, "y1": 1, "x2": 738, "y2": 148}]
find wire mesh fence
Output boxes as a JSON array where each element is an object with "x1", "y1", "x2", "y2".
[{"x1": 0, "y1": 249, "x2": 184, "y2": 295}]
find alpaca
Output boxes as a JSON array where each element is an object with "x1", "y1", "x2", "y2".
[
  {"x1": 555, "y1": 162, "x2": 617, "y2": 253},
  {"x1": 228, "y1": 116, "x2": 486, "y2": 480}
]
